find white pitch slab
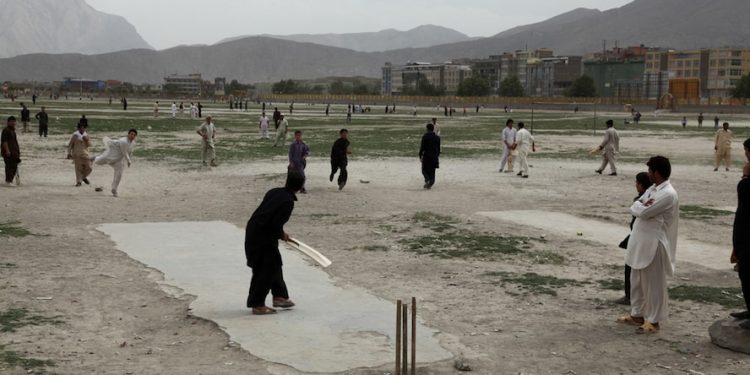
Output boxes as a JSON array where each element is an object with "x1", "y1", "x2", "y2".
[
  {"x1": 98, "y1": 221, "x2": 451, "y2": 373},
  {"x1": 477, "y1": 210, "x2": 730, "y2": 271}
]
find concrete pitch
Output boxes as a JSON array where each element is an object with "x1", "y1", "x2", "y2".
[
  {"x1": 478, "y1": 210, "x2": 730, "y2": 271},
  {"x1": 98, "y1": 221, "x2": 452, "y2": 373}
]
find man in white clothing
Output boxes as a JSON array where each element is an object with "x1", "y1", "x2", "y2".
[
  {"x1": 92, "y1": 129, "x2": 138, "y2": 197},
  {"x1": 515, "y1": 122, "x2": 535, "y2": 178},
  {"x1": 273, "y1": 115, "x2": 289, "y2": 147},
  {"x1": 196, "y1": 116, "x2": 217, "y2": 166},
  {"x1": 595, "y1": 119, "x2": 620, "y2": 176},
  {"x1": 499, "y1": 119, "x2": 516, "y2": 173},
  {"x1": 259, "y1": 112, "x2": 270, "y2": 139},
  {"x1": 619, "y1": 156, "x2": 679, "y2": 334},
  {"x1": 171, "y1": 102, "x2": 177, "y2": 118}
]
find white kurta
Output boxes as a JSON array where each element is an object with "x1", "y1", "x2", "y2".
[
  {"x1": 94, "y1": 137, "x2": 135, "y2": 194},
  {"x1": 95, "y1": 137, "x2": 134, "y2": 166},
  {"x1": 625, "y1": 181, "x2": 679, "y2": 274},
  {"x1": 259, "y1": 116, "x2": 270, "y2": 139},
  {"x1": 516, "y1": 128, "x2": 534, "y2": 176},
  {"x1": 499, "y1": 127, "x2": 517, "y2": 171},
  {"x1": 626, "y1": 180, "x2": 679, "y2": 324}
]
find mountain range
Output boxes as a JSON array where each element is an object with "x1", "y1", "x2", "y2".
[
  {"x1": 0, "y1": 0, "x2": 152, "y2": 59},
  {"x1": 220, "y1": 25, "x2": 476, "y2": 53},
  {"x1": 1, "y1": 0, "x2": 749, "y2": 84}
]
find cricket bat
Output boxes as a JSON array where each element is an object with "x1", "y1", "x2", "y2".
[
  {"x1": 286, "y1": 238, "x2": 332, "y2": 268},
  {"x1": 589, "y1": 146, "x2": 600, "y2": 155}
]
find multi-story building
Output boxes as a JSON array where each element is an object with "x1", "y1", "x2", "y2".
[
  {"x1": 471, "y1": 55, "x2": 502, "y2": 91},
  {"x1": 163, "y1": 73, "x2": 202, "y2": 97},
  {"x1": 706, "y1": 48, "x2": 750, "y2": 98},
  {"x1": 526, "y1": 56, "x2": 583, "y2": 97},
  {"x1": 381, "y1": 62, "x2": 471, "y2": 95},
  {"x1": 643, "y1": 51, "x2": 670, "y2": 99},
  {"x1": 644, "y1": 47, "x2": 750, "y2": 99},
  {"x1": 584, "y1": 46, "x2": 655, "y2": 99},
  {"x1": 497, "y1": 49, "x2": 555, "y2": 91}
]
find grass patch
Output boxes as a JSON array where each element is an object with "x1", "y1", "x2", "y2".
[
  {"x1": 669, "y1": 285, "x2": 744, "y2": 308},
  {"x1": 412, "y1": 211, "x2": 459, "y2": 233},
  {"x1": 599, "y1": 278, "x2": 624, "y2": 291},
  {"x1": 0, "y1": 345, "x2": 55, "y2": 374},
  {"x1": 680, "y1": 205, "x2": 733, "y2": 220},
  {"x1": 484, "y1": 271, "x2": 586, "y2": 296},
  {"x1": 0, "y1": 222, "x2": 33, "y2": 238},
  {"x1": 0, "y1": 308, "x2": 64, "y2": 333},
  {"x1": 0, "y1": 263, "x2": 17, "y2": 269},
  {"x1": 361, "y1": 245, "x2": 389, "y2": 252},
  {"x1": 401, "y1": 232, "x2": 532, "y2": 259}
]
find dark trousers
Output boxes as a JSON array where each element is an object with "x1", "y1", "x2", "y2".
[
  {"x1": 247, "y1": 260, "x2": 289, "y2": 308},
  {"x1": 331, "y1": 159, "x2": 348, "y2": 185},
  {"x1": 738, "y1": 254, "x2": 750, "y2": 311},
  {"x1": 39, "y1": 124, "x2": 48, "y2": 137},
  {"x1": 4, "y1": 158, "x2": 18, "y2": 183},
  {"x1": 422, "y1": 163, "x2": 436, "y2": 186},
  {"x1": 624, "y1": 265, "x2": 632, "y2": 300}
]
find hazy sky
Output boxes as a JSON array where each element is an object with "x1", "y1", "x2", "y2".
[{"x1": 87, "y1": 0, "x2": 634, "y2": 50}]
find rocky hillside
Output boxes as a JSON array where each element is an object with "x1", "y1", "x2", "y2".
[{"x1": 0, "y1": 0, "x2": 152, "y2": 58}]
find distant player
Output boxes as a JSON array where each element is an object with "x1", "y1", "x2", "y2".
[{"x1": 330, "y1": 129, "x2": 351, "y2": 191}]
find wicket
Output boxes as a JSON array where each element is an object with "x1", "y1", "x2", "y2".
[{"x1": 395, "y1": 297, "x2": 417, "y2": 375}]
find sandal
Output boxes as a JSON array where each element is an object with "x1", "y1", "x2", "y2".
[
  {"x1": 251, "y1": 306, "x2": 277, "y2": 315},
  {"x1": 272, "y1": 298, "x2": 296, "y2": 308},
  {"x1": 617, "y1": 315, "x2": 644, "y2": 326},
  {"x1": 635, "y1": 322, "x2": 659, "y2": 334}
]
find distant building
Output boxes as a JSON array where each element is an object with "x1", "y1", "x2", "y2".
[
  {"x1": 526, "y1": 56, "x2": 583, "y2": 97},
  {"x1": 584, "y1": 46, "x2": 657, "y2": 99},
  {"x1": 644, "y1": 47, "x2": 750, "y2": 99},
  {"x1": 163, "y1": 73, "x2": 202, "y2": 97},
  {"x1": 471, "y1": 55, "x2": 503, "y2": 91},
  {"x1": 214, "y1": 77, "x2": 226, "y2": 96},
  {"x1": 499, "y1": 49, "x2": 555, "y2": 93},
  {"x1": 62, "y1": 78, "x2": 105, "y2": 93},
  {"x1": 381, "y1": 61, "x2": 471, "y2": 95}
]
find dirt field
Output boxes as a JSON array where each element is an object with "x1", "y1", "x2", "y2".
[{"x1": 1, "y1": 99, "x2": 749, "y2": 374}]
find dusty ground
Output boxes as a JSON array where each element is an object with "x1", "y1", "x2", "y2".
[{"x1": 1, "y1": 101, "x2": 749, "y2": 375}]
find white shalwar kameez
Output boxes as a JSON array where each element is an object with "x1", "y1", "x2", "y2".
[
  {"x1": 94, "y1": 137, "x2": 135, "y2": 196},
  {"x1": 625, "y1": 180, "x2": 679, "y2": 324}
]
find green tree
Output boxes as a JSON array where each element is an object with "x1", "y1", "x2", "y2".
[
  {"x1": 329, "y1": 80, "x2": 347, "y2": 94},
  {"x1": 565, "y1": 75, "x2": 597, "y2": 97},
  {"x1": 403, "y1": 76, "x2": 445, "y2": 96},
  {"x1": 272, "y1": 79, "x2": 299, "y2": 94},
  {"x1": 499, "y1": 76, "x2": 525, "y2": 97},
  {"x1": 456, "y1": 75, "x2": 491, "y2": 97},
  {"x1": 732, "y1": 73, "x2": 750, "y2": 98}
]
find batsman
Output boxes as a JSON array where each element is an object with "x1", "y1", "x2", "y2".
[{"x1": 244, "y1": 172, "x2": 305, "y2": 315}]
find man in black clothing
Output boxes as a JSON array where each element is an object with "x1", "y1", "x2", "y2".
[
  {"x1": 1, "y1": 116, "x2": 21, "y2": 186},
  {"x1": 197, "y1": 102, "x2": 203, "y2": 118},
  {"x1": 244, "y1": 173, "x2": 305, "y2": 315},
  {"x1": 419, "y1": 123, "x2": 441, "y2": 189},
  {"x1": 35, "y1": 107, "x2": 49, "y2": 138},
  {"x1": 273, "y1": 108, "x2": 281, "y2": 130},
  {"x1": 122, "y1": 97, "x2": 128, "y2": 111},
  {"x1": 330, "y1": 129, "x2": 351, "y2": 191},
  {"x1": 20, "y1": 103, "x2": 30, "y2": 133},
  {"x1": 730, "y1": 139, "x2": 750, "y2": 329}
]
